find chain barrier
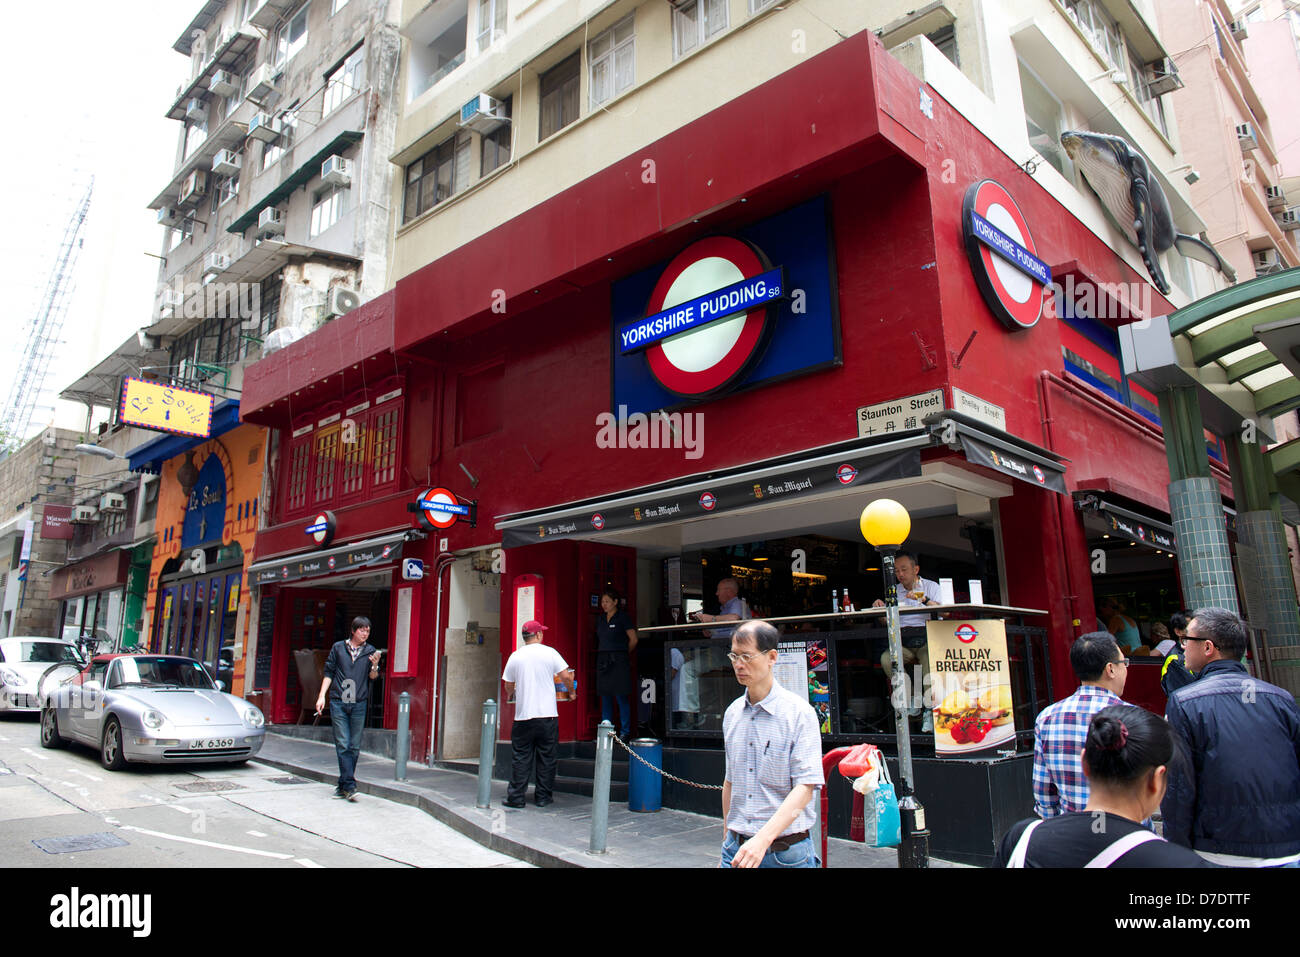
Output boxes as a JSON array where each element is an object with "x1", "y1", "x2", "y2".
[{"x1": 608, "y1": 731, "x2": 723, "y2": 791}]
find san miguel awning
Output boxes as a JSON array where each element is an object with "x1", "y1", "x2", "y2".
[
  {"x1": 496, "y1": 434, "x2": 928, "y2": 548},
  {"x1": 927, "y1": 411, "x2": 1068, "y2": 495},
  {"x1": 1074, "y1": 492, "x2": 1177, "y2": 552},
  {"x1": 247, "y1": 531, "x2": 410, "y2": 586}
]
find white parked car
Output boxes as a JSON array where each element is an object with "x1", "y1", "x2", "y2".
[{"x1": 0, "y1": 637, "x2": 84, "y2": 713}]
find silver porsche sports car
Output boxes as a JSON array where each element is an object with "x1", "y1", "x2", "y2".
[
  {"x1": 40, "y1": 654, "x2": 266, "y2": 770},
  {"x1": 0, "y1": 637, "x2": 85, "y2": 713}
]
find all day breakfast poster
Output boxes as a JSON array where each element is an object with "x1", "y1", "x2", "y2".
[{"x1": 926, "y1": 620, "x2": 1016, "y2": 756}]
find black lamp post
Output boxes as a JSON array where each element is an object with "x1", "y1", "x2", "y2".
[{"x1": 861, "y1": 499, "x2": 930, "y2": 868}]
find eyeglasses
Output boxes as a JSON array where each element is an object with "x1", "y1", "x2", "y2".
[
  {"x1": 727, "y1": 651, "x2": 765, "y2": 664},
  {"x1": 1112, "y1": 657, "x2": 1130, "y2": 668}
]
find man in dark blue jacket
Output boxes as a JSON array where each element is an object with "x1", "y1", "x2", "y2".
[
  {"x1": 1162, "y1": 607, "x2": 1300, "y2": 866},
  {"x1": 315, "y1": 617, "x2": 383, "y2": 801}
]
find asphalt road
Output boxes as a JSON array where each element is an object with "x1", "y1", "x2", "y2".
[{"x1": 0, "y1": 713, "x2": 531, "y2": 868}]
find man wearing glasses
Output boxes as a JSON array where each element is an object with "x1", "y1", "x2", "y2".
[
  {"x1": 1031, "y1": 632, "x2": 1130, "y2": 818},
  {"x1": 1162, "y1": 607, "x2": 1300, "y2": 867},
  {"x1": 720, "y1": 620, "x2": 824, "y2": 868}
]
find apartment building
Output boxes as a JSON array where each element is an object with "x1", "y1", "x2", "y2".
[{"x1": 1154, "y1": 0, "x2": 1299, "y2": 279}]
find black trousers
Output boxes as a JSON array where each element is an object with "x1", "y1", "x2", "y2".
[{"x1": 507, "y1": 716, "x2": 559, "y2": 804}]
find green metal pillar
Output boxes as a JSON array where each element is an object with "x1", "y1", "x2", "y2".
[{"x1": 1156, "y1": 387, "x2": 1239, "y2": 613}]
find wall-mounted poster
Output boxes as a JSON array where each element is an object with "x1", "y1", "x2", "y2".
[{"x1": 927, "y1": 620, "x2": 1016, "y2": 756}]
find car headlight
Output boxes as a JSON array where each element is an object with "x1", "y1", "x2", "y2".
[
  {"x1": 242, "y1": 706, "x2": 265, "y2": 728},
  {"x1": 142, "y1": 709, "x2": 165, "y2": 730},
  {"x1": 0, "y1": 668, "x2": 26, "y2": 687}
]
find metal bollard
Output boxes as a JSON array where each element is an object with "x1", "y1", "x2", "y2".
[
  {"x1": 477, "y1": 699, "x2": 498, "y2": 808},
  {"x1": 395, "y1": 692, "x2": 411, "y2": 781},
  {"x1": 589, "y1": 720, "x2": 614, "y2": 854}
]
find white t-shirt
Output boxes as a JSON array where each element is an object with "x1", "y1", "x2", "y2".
[
  {"x1": 503, "y1": 642, "x2": 569, "y2": 721},
  {"x1": 896, "y1": 577, "x2": 943, "y2": 629}
]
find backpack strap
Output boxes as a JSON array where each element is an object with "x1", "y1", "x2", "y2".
[
  {"x1": 1085, "y1": 830, "x2": 1162, "y2": 868},
  {"x1": 1006, "y1": 820, "x2": 1043, "y2": 868}
]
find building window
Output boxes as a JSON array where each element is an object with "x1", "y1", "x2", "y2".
[
  {"x1": 409, "y1": 5, "x2": 467, "y2": 100},
  {"x1": 184, "y1": 119, "x2": 208, "y2": 159},
  {"x1": 1018, "y1": 60, "x2": 1073, "y2": 181},
  {"x1": 403, "y1": 134, "x2": 470, "y2": 224},
  {"x1": 927, "y1": 25, "x2": 958, "y2": 67},
  {"x1": 481, "y1": 96, "x2": 513, "y2": 175},
  {"x1": 539, "y1": 53, "x2": 580, "y2": 140},
  {"x1": 1125, "y1": 42, "x2": 1168, "y2": 137},
  {"x1": 286, "y1": 437, "x2": 312, "y2": 512},
  {"x1": 749, "y1": 0, "x2": 779, "y2": 12},
  {"x1": 311, "y1": 183, "x2": 348, "y2": 236},
  {"x1": 261, "y1": 106, "x2": 298, "y2": 172},
  {"x1": 323, "y1": 45, "x2": 365, "y2": 116},
  {"x1": 371, "y1": 406, "x2": 400, "y2": 489},
  {"x1": 213, "y1": 173, "x2": 239, "y2": 210},
  {"x1": 313, "y1": 426, "x2": 340, "y2": 503},
  {"x1": 673, "y1": 0, "x2": 728, "y2": 58},
  {"x1": 589, "y1": 15, "x2": 634, "y2": 108},
  {"x1": 476, "y1": 0, "x2": 506, "y2": 51},
  {"x1": 276, "y1": 2, "x2": 310, "y2": 68},
  {"x1": 332, "y1": 0, "x2": 349, "y2": 13}
]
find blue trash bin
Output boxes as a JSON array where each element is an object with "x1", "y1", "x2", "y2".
[{"x1": 628, "y1": 738, "x2": 663, "y2": 812}]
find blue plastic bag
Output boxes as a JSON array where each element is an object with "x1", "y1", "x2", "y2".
[{"x1": 864, "y1": 759, "x2": 902, "y2": 847}]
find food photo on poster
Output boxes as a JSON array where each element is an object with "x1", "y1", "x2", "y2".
[{"x1": 926, "y1": 620, "x2": 1016, "y2": 755}]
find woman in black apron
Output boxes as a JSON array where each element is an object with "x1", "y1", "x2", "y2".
[{"x1": 596, "y1": 589, "x2": 637, "y2": 739}]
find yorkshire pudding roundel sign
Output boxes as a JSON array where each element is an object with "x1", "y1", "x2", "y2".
[
  {"x1": 620, "y1": 236, "x2": 782, "y2": 399},
  {"x1": 962, "y1": 180, "x2": 1052, "y2": 331}
]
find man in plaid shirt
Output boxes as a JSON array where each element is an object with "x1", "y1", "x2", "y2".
[{"x1": 1033, "y1": 632, "x2": 1130, "y2": 817}]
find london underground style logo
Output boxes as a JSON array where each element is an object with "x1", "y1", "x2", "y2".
[
  {"x1": 836, "y1": 464, "x2": 858, "y2": 485},
  {"x1": 699, "y1": 491, "x2": 717, "y2": 511},
  {"x1": 591, "y1": 513, "x2": 605, "y2": 530},
  {"x1": 955, "y1": 624, "x2": 980, "y2": 643},
  {"x1": 963, "y1": 180, "x2": 1051, "y2": 331},
  {"x1": 620, "y1": 236, "x2": 784, "y2": 399}
]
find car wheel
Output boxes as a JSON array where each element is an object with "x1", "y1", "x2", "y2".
[
  {"x1": 40, "y1": 708, "x2": 65, "y2": 749},
  {"x1": 100, "y1": 717, "x2": 128, "y2": 771}
]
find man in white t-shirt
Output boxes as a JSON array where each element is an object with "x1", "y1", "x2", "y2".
[
  {"x1": 502, "y1": 619, "x2": 574, "y2": 809},
  {"x1": 872, "y1": 551, "x2": 942, "y2": 730}
]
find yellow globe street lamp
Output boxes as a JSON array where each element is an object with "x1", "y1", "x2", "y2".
[{"x1": 860, "y1": 498, "x2": 929, "y2": 868}]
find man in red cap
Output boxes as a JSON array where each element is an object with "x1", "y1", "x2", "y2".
[{"x1": 502, "y1": 619, "x2": 574, "y2": 808}]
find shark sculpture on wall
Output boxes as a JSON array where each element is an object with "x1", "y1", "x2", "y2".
[{"x1": 1060, "y1": 130, "x2": 1237, "y2": 295}]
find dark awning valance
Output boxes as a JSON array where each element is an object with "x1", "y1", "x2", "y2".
[
  {"x1": 928, "y1": 412, "x2": 1068, "y2": 495},
  {"x1": 248, "y1": 531, "x2": 410, "y2": 586},
  {"x1": 1074, "y1": 492, "x2": 1177, "y2": 552}
]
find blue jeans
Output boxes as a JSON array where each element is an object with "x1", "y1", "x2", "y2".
[
  {"x1": 329, "y1": 700, "x2": 366, "y2": 792},
  {"x1": 601, "y1": 695, "x2": 631, "y2": 737},
  {"x1": 719, "y1": 831, "x2": 819, "y2": 868}
]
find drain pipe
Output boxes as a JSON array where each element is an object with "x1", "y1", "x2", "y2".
[{"x1": 427, "y1": 551, "x2": 457, "y2": 766}]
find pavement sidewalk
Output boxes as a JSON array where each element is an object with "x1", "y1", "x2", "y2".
[{"x1": 255, "y1": 732, "x2": 969, "y2": 868}]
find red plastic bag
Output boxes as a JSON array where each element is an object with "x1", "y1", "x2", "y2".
[{"x1": 836, "y1": 743, "x2": 880, "y2": 779}]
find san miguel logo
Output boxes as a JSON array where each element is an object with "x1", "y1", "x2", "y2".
[
  {"x1": 963, "y1": 180, "x2": 1051, "y2": 331},
  {"x1": 618, "y1": 236, "x2": 785, "y2": 399}
]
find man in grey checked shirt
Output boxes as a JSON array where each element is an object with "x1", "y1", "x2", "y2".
[{"x1": 721, "y1": 620, "x2": 825, "y2": 868}]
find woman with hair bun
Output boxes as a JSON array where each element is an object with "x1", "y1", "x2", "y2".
[{"x1": 995, "y1": 706, "x2": 1212, "y2": 867}]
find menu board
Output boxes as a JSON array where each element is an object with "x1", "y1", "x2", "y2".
[
  {"x1": 774, "y1": 642, "x2": 810, "y2": 703},
  {"x1": 253, "y1": 594, "x2": 276, "y2": 690},
  {"x1": 926, "y1": 619, "x2": 1016, "y2": 756},
  {"x1": 774, "y1": 639, "x2": 830, "y2": 733}
]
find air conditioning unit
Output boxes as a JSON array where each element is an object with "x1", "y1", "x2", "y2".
[
  {"x1": 246, "y1": 64, "x2": 279, "y2": 104},
  {"x1": 1254, "y1": 248, "x2": 1283, "y2": 274},
  {"x1": 203, "y1": 252, "x2": 232, "y2": 277},
  {"x1": 209, "y1": 70, "x2": 240, "y2": 97},
  {"x1": 71, "y1": 505, "x2": 99, "y2": 524},
  {"x1": 327, "y1": 287, "x2": 362, "y2": 318},
  {"x1": 1146, "y1": 58, "x2": 1184, "y2": 97},
  {"x1": 1237, "y1": 123, "x2": 1259, "y2": 151},
  {"x1": 247, "y1": 111, "x2": 280, "y2": 143},
  {"x1": 1279, "y1": 208, "x2": 1300, "y2": 231},
  {"x1": 185, "y1": 97, "x2": 209, "y2": 122},
  {"x1": 157, "y1": 206, "x2": 182, "y2": 227},
  {"x1": 180, "y1": 169, "x2": 208, "y2": 203},
  {"x1": 1230, "y1": 19, "x2": 1248, "y2": 40},
  {"x1": 320, "y1": 155, "x2": 352, "y2": 187},
  {"x1": 212, "y1": 149, "x2": 242, "y2": 176},
  {"x1": 1266, "y1": 185, "x2": 1287, "y2": 210},
  {"x1": 458, "y1": 93, "x2": 507, "y2": 134},
  {"x1": 257, "y1": 207, "x2": 285, "y2": 237},
  {"x1": 99, "y1": 493, "x2": 127, "y2": 513}
]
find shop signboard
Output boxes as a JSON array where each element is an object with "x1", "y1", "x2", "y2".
[
  {"x1": 119, "y1": 376, "x2": 215, "y2": 438},
  {"x1": 1104, "y1": 513, "x2": 1175, "y2": 552},
  {"x1": 251, "y1": 538, "x2": 404, "y2": 585},
  {"x1": 958, "y1": 431, "x2": 1068, "y2": 495},
  {"x1": 962, "y1": 180, "x2": 1051, "y2": 331},
  {"x1": 42, "y1": 505, "x2": 75, "y2": 540},
  {"x1": 926, "y1": 619, "x2": 1016, "y2": 756},
  {"x1": 773, "y1": 639, "x2": 831, "y2": 733},
  {"x1": 611, "y1": 195, "x2": 841, "y2": 413}
]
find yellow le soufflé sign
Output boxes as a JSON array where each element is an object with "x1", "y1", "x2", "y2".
[{"x1": 119, "y1": 377, "x2": 214, "y2": 438}]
